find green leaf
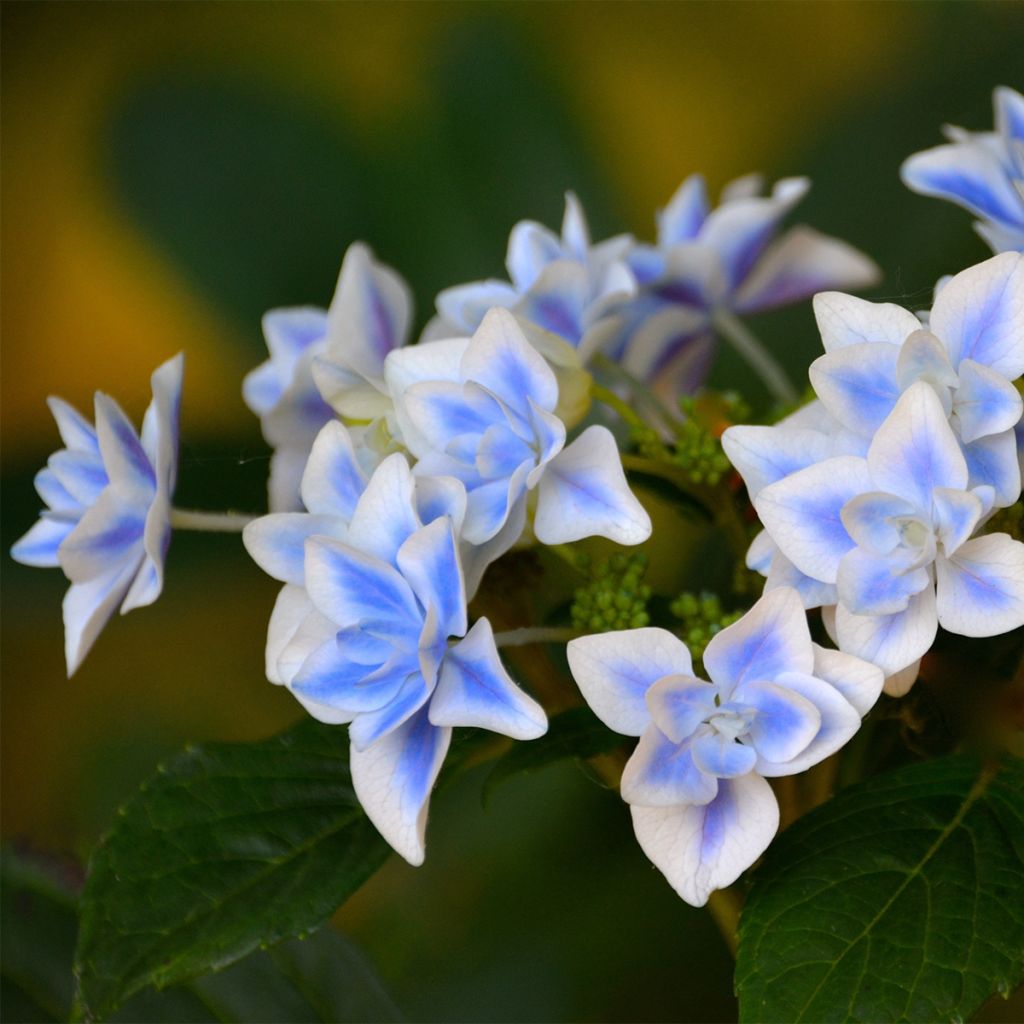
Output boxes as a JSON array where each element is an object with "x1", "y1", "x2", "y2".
[
  {"x1": 735, "y1": 755, "x2": 1024, "y2": 1023},
  {"x1": 2, "y1": 845, "x2": 401, "y2": 1024},
  {"x1": 73, "y1": 718, "x2": 392, "y2": 1022},
  {"x1": 482, "y1": 706, "x2": 623, "y2": 804}
]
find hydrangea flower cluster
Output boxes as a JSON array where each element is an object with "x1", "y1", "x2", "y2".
[
  {"x1": 902, "y1": 86, "x2": 1024, "y2": 253},
  {"x1": 568, "y1": 587, "x2": 882, "y2": 905},
  {"x1": 723, "y1": 252, "x2": 1024, "y2": 685}
]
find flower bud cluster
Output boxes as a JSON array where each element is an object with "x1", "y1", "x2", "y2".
[{"x1": 571, "y1": 551, "x2": 651, "y2": 631}]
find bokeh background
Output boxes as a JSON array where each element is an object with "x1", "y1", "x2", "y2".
[{"x1": 3, "y1": 3, "x2": 1023, "y2": 1021}]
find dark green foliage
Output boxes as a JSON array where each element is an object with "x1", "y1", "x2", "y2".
[{"x1": 735, "y1": 756, "x2": 1024, "y2": 1023}]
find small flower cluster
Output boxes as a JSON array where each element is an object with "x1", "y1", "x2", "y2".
[{"x1": 570, "y1": 551, "x2": 652, "y2": 632}]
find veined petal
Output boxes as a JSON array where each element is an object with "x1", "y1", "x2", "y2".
[
  {"x1": 808, "y1": 344, "x2": 901, "y2": 438},
  {"x1": 812, "y1": 292, "x2": 920, "y2": 354},
  {"x1": 963, "y1": 430, "x2": 1021, "y2": 508},
  {"x1": 930, "y1": 252, "x2": 1024, "y2": 377},
  {"x1": 293, "y1": 640, "x2": 410, "y2": 714},
  {"x1": 534, "y1": 426, "x2": 652, "y2": 546},
  {"x1": 350, "y1": 707, "x2": 452, "y2": 866},
  {"x1": 46, "y1": 397, "x2": 99, "y2": 454},
  {"x1": 811, "y1": 643, "x2": 884, "y2": 717},
  {"x1": 657, "y1": 174, "x2": 709, "y2": 246},
  {"x1": 346, "y1": 453, "x2": 420, "y2": 568},
  {"x1": 348, "y1": 671, "x2": 433, "y2": 750},
  {"x1": 63, "y1": 560, "x2": 139, "y2": 676},
  {"x1": 243, "y1": 512, "x2": 347, "y2": 585},
  {"x1": 620, "y1": 727, "x2": 718, "y2": 807},
  {"x1": 754, "y1": 457, "x2": 872, "y2": 584},
  {"x1": 631, "y1": 774, "x2": 779, "y2": 907},
  {"x1": 304, "y1": 535, "x2": 420, "y2": 633},
  {"x1": 867, "y1": 382, "x2": 968, "y2": 511},
  {"x1": 94, "y1": 393, "x2": 155, "y2": 495},
  {"x1": 396, "y1": 518, "x2": 467, "y2": 640},
  {"x1": 753, "y1": 671, "x2": 862, "y2": 776},
  {"x1": 953, "y1": 359, "x2": 1024, "y2": 443},
  {"x1": 461, "y1": 307, "x2": 559, "y2": 416},
  {"x1": 477, "y1": 423, "x2": 534, "y2": 482},
  {"x1": 404, "y1": 381, "x2": 493, "y2": 453},
  {"x1": 703, "y1": 587, "x2": 814, "y2": 697},
  {"x1": 300, "y1": 421, "x2": 368, "y2": 520},
  {"x1": 721, "y1": 424, "x2": 835, "y2": 500},
  {"x1": 834, "y1": 586, "x2": 938, "y2": 677},
  {"x1": 429, "y1": 617, "x2": 547, "y2": 739},
  {"x1": 837, "y1": 546, "x2": 931, "y2": 617},
  {"x1": 732, "y1": 680, "x2": 821, "y2": 764},
  {"x1": 567, "y1": 628, "x2": 691, "y2": 736},
  {"x1": 932, "y1": 487, "x2": 983, "y2": 556},
  {"x1": 645, "y1": 674, "x2": 717, "y2": 744},
  {"x1": 691, "y1": 731, "x2": 757, "y2": 778},
  {"x1": 734, "y1": 227, "x2": 880, "y2": 315},
  {"x1": 10, "y1": 516, "x2": 76, "y2": 568},
  {"x1": 57, "y1": 489, "x2": 145, "y2": 584},
  {"x1": 935, "y1": 534, "x2": 1024, "y2": 637}
]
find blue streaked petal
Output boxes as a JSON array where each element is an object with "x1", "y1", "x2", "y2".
[
  {"x1": 57, "y1": 490, "x2": 145, "y2": 584},
  {"x1": 840, "y1": 491, "x2": 918, "y2": 554},
  {"x1": 895, "y1": 330, "x2": 958, "y2": 394},
  {"x1": 403, "y1": 381, "x2": 494, "y2": 452},
  {"x1": 930, "y1": 252, "x2": 1024, "y2": 377},
  {"x1": 812, "y1": 292, "x2": 920, "y2": 354},
  {"x1": 300, "y1": 421, "x2": 368, "y2": 520},
  {"x1": 754, "y1": 671, "x2": 862, "y2": 776},
  {"x1": 953, "y1": 359, "x2": 1024, "y2": 443},
  {"x1": 304, "y1": 534, "x2": 421, "y2": 633},
  {"x1": 534, "y1": 426, "x2": 651, "y2": 546},
  {"x1": 46, "y1": 397, "x2": 99, "y2": 454},
  {"x1": 620, "y1": 727, "x2": 718, "y2": 807},
  {"x1": 464, "y1": 463, "x2": 529, "y2": 546},
  {"x1": 293, "y1": 639, "x2": 411, "y2": 713},
  {"x1": 396, "y1": 518, "x2": 467, "y2": 640},
  {"x1": 731, "y1": 680, "x2": 821, "y2": 764},
  {"x1": 429, "y1": 617, "x2": 547, "y2": 739},
  {"x1": 94, "y1": 393, "x2": 155, "y2": 494},
  {"x1": 63, "y1": 560, "x2": 138, "y2": 676},
  {"x1": 413, "y1": 474, "x2": 467, "y2": 534},
  {"x1": 867, "y1": 383, "x2": 968, "y2": 510},
  {"x1": 936, "y1": 534, "x2": 1024, "y2": 637},
  {"x1": 526, "y1": 398, "x2": 567, "y2": 474},
  {"x1": 754, "y1": 456, "x2": 872, "y2": 583},
  {"x1": 10, "y1": 516, "x2": 75, "y2": 568},
  {"x1": 34, "y1": 467, "x2": 81, "y2": 514},
  {"x1": 703, "y1": 587, "x2": 814, "y2": 697},
  {"x1": 834, "y1": 586, "x2": 938, "y2": 678},
  {"x1": 436, "y1": 280, "x2": 519, "y2": 334},
  {"x1": 837, "y1": 546, "x2": 930, "y2": 616},
  {"x1": 243, "y1": 512, "x2": 346, "y2": 585},
  {"x1": 476, "y1": 423, "x2": 533, "y2": 481},
  {"x1": 932, "y1": 487, "x2": 983, "y2": 556},
  {"x1": 658, "y1": 174, "x2": 709, "y2": 246},
  {"x1": 514, "y1": 262, "x2": 587, "y2": 345},
  {"x1": 506, "y1": 220, "x2": 563, "y2": 291},
  {"x1": 996, "y1": 86, "x2": 1024, "y2": 143},
  {"x1": 764, "y1": 550, "x2": 839, "y2": 610},
  {"x1": 242, "y1": 359, "x2": 284, "y2": 417},
  {"x1": 349, "y1": 706, "x2": 452, "y2": 865},
  {"x1": 630, "y1": 774, "x2": 779, "y2": 907},
  {"x1": 690, "y1": 732, "x2": 757, "y2": 778},
  {"x1": 567, "y1": 627, "x2": 692, "y2": 736},
  {"x1": 346, "y1": 453, "x2": 420, "y2": 568},
  {"x1": 348, "y1": 671, "x2": 433, "y2": 751},
  {"x1": 645, "y1": 674, "x2": 716, "y2": 744},
  {"x1": 722, "y1": 424, "x2": 838, "y2": 500},
  {"x1": 49, "y1": 450, "x2": 107, "y2": 506},
  {"x1": 262, "y1": 307, "x2": 328, "y2": 366},
  {"x1": 808, "y1": 343, "x2": 901, "y2": 437},
  {"x1": 963, "y1": 430, "x2": 1021, "y2": 508}
]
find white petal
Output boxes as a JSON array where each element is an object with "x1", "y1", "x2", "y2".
[
  {"x1": 264, "y1": 584, "x2": 315, "y2": 685},
  {"x1": 621, "y1": 727, "x2": 718, "y2": 807},
  {"x1": 812, "y1": 292, "x2": 920, "y2": 354},
  {"x1": 935, "y1": 534, "x2": 1024, "y2": 637},
  {"x1": 94, "y1": 393, "x2": 155, "y2": 496},
  {"x1": 534, "y1": 426, "x2": 651, "y2": 545},
  {"x1": 57, "y1": 489, "x2": 145, "y2": 584},
  {"x1": 953, "y1": 359, "x2": 1024, "y2": 443},
  {"x1": 300, "y1": 421, "x2": 368, "y2": 520},
  {"x1": 835, "y1": 586, "x2": 938, "y2": 677},
  {"x1": 721, "y1": 424, "x2": 835, "y2": 500},
  {"x1": 429, "y1": 618, "x2": 547, "y2": 739},
  {"x1": 811, "y1": 643, "x2": 884, "y2": 716},
  {"x1": 436, "y1": 280, "x2": 519, "y2": 334},
  {"x1": 567, "y1": 628, "x2": 692, "y2": 737},
  {"x1": 46, "y1": 396, "x2": 99, "y2": 454},
  {"x1": 243, "y1": 513, "x2": 347, "y2": 586},
  {"x1": 808, "y1": 343, "x2": 901, "y2": 438},
  {"x1": 63, "y1": 560, "x2": 139, "y2": 676},
  {"x1": 630, "y1": 773, "x2": 779, "y2": 907},
  {"x1": 11, "y1": 516, "x2": 75, "y2": 568},
  {"x1": 346, "y1": 454, "x2": 420, "y2": 567},
  {"x1": 350, "y1": 708, "x2": 451, "y2": 866},
  {"x1": 883, "y1": 660, "x2": 921, "y2": 698}
]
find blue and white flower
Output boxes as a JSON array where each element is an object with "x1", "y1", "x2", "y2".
[
  {"x1": 606, "y1": 174, "x2": 880, "y2": 398},
  {"x1": 243, "y1": 243, "x2": 412, "y2": 510},
  {"x1": 902, "y1": 86, "x2": 1024, "y2": 253},
  {"x1": 386, "y1": 307, "x2": 652, "y2": 555},
  {"x1": 12, "y1": 355, "x2": 184, "y2": 675},
  {"x1": 754, "y1": 383, "x2": 1024, "y2": 676},
  {"x1": 567, "y1": 587, "x2": 882, "y2": 906},
  {"x1": 809, "y1": 252, "x2": 1024, "y2": 507},
  {"x1": 244, "y1": 442, "x2": 546, "y2": 864}
]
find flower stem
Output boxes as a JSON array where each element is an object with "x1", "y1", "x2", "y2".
[
  {"x1": 492, "y1": 626, "x2": 582, "y2": 648},
  {"x1": 707, "y1": 887, "x2": 742, "y2": 956},
  {"x1": 591, "y1": 383, "x2": 647, "y2": 431},
  {"x1": 712, "y1": 309, "x2": 797, "y2": 405},
  {"x1": 170, "y1": 508, "x2": 256, "y2": 533}
]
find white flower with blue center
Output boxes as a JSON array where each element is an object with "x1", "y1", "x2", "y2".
[
  {"x1": 567, "y1": 587, "x2": 882, "y2": 906},
  {"x1": 244, "y1": 439, "x2": 546, "y2": 864},
  {"x1": 755, "y1": 383, "x2": 1024, "y2": 677},
  {"x1": 902, "y1": 86, "x2": 1024, "y2": 254},
  {"x1": 386, "y1": 307, "x2": 652, "y2": 556},
  {"x1": 607, "y1": 174, "x2": 880, "y2": 399},
  {"x1": 809, "y1": 252, "x2": 1024, "y2": 507},
  {"x1": 427, "y1": 192, "x2": 637, "y2": 360},
  {"x1": 12, "y1": 355, "x2": 183, "y2": 675},
  {"x1": 243, "y1": 242, "x2": 412, "y2": 510}
]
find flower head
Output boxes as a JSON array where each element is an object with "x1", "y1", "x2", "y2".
[
  {"x1": 12, "y1": 355, "x2": 184, "y2": 675},
  {"x1": 567, "y1": 587, "x2": 882, "y2": 906},
  {"x1": 902, "y1": 86, "x2": 1024, "y2": 253}
]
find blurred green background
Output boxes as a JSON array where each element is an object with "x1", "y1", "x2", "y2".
[{"x1": 3, "y1": 3, "x2": 1022, "y2": 1020}]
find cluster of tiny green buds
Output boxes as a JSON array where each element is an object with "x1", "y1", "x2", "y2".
[
  {"x1": 571, "y1": 551, "x2": 651, "y2": 631},
  {"x1": 671, "y1": 398, "x2": 732, "y2": 486},
  {"x1": 669, "y1": 590, "x2": 744, "y2": 666}
]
